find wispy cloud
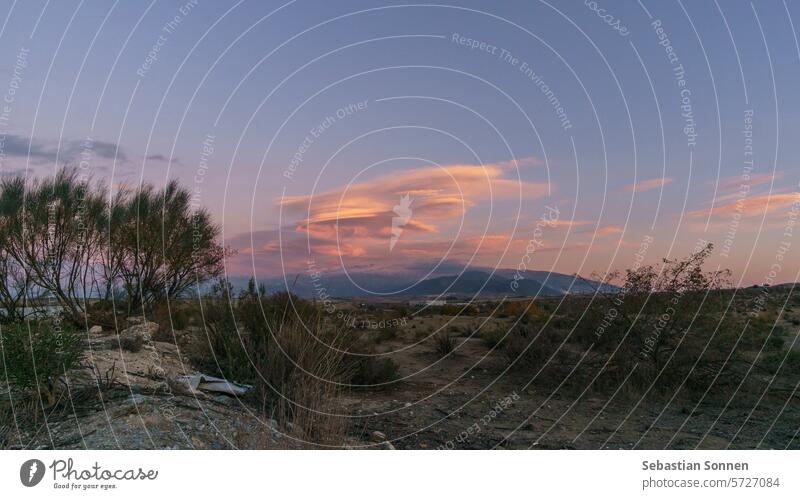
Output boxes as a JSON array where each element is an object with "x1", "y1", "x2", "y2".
[
  {"x1": 493, "y1": 156, "x2": 544, "y2": 171},
  {"x1": 0, "y1": 134, "x2": 126, "y2": 163},
  {"x1": 688, "y1": 191, "x2": 799, "y2": 219},
  {"x1": 146, "y1": 153, "x2": 181, "y2": 165},
  {"x1": 715, "y1": 172, "x2": 781, "y2": 192},
  {"x1": 623, "y1": 176, "x2": 672, "y2": 193}
]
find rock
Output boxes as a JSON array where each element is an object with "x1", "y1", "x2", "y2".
[
  {"x1": 191, "y1": 436, "x2": 207, "y2": 449},
  {"x1": 126, "y1": 316, "x2": 146, "y2": 325},
  {"x1": 123, "y1": 321, "x2": 159, "y2": 341},
  {"x1": 381, "y1": 441, "x2": 396, "y2": 450},
  {"x1": 371, "y1": 430, "x2": 386, "y2": 442},
  {"x1": 108, "y1": 321, "x2": 159, "y2": 352},
  {"x1": 88, "y1": 325, "x2": 103, "y2": 335}
]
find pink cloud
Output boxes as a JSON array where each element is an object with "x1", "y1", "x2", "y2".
[
  {"x1": 688, "y1": 191, "x2": 799, "y2": 219},
  {"x1": 715, "y1": 172, "x2": 782, "y2": 193},
  {"x1": 623, "y1": 177, "x2": 673, "y2": 193}
]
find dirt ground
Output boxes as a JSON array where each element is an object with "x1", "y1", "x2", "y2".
[
  {"x1": 339, "y1": 314, "x2": 800, "y2": 450},
  {"x1": 4, "y1": 305, "x2": 798, "y2": 450}
]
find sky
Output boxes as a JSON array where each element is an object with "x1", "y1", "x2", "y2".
[{"x1": 0, "y1": 0, "x2": 798, "y2": 289}]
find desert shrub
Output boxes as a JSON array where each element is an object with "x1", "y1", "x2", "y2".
[
  {"x1": 192, "y1": 279, "x2": 251, "y2": 381},
  {"x1": 550, "y1": 315, "x2": 575, "y2": 329},
  {"x1": 568, "y1": 244, "x2": 741, "y2": 390},
  {"x1": 119, "y1": 333, "x2": 144, "y2": 352},
  {"x1": 370, "y1": 326, "x2": 398, "y2": 343},
  {"x1": 198, "y1": 281, "x2": 350, "y2": 445},
  {"x1": 350, "y1": 356, "x2": 400, "y2": 385},
  {"x1": 438, "y1": 304, "x2": 461, "y2": 316},
  {"x1": 151, "y1": 301, "x2": 192, "y2": 341},
  {"x1": 767, "y1": 335, "x2": 785, "y2": 349},
  {"x1": 503, "y1": 322, "x2": 560, "y2": 369},
  {"x1": 434, "y1": 332, "x2": 456, "y2": 355},
  {"x1": 480, "y1": 328, "x2": 505, "y2": 348},
  {"x1": 0, "y1": 320, "x2": 84, "y2": 405},
  {"x1": 759, "y1": 350, "x2": 800, "y2": 375}
]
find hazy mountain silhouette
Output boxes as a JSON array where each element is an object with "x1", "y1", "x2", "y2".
[{"x1": 229, "y1": 267, "x2": 614, "y2": 299}]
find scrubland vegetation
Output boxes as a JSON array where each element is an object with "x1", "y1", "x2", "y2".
[{"x1": 1, "y1": 171, "x2": 798, "y2": 449}]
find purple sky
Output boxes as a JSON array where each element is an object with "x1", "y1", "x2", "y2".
[{"x1": 0, "y1": 0, "x2": 798, "y2": 287}]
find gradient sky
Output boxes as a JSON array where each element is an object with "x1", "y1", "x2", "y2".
[{"x1": 1, "y1": 0, "x2": 798, "y2": 289}]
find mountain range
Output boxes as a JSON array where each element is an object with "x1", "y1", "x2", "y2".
[{"x1": 226, "y1": 268, "x2": 615, "y2": 300}]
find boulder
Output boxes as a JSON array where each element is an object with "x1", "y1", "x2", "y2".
[
  {"x1": 88, "y1": 325, "x2": 103, "y2": 335},
  {"x1": 108, "y1": 321, "x2": 159, "y2": 352},
  {"x1": 123, "y1": 321, "x2": 159, "y2": 340}
]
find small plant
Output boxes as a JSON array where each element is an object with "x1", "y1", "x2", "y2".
[
  {"x1": 372, "y1": 327, "x2": 398, "y2": 344},
  {"x1": 351, "y1": 357, "x2": 400, "y2": 385},
  {"x1": 434, "y1": 332, "x2": 456, "y2": 355},
  {"x1": 119, "y1": 333, "x2": 144, "y2": 352},
  {"x1": 767, "y1": 335, "x2": 785, "y2": 349},
  {"x1": 0, "y1": 320, "x2": 84, "y2": 405},
  {"x1": 759, "y1": 350, "x2": 800, "y2": 375},
  {"x1": 480, "y1": 328, "x2": 505, "y2": 348}
]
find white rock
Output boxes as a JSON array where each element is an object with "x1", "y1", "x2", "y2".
[{"x1": 121, "y1": 321, "x2": 159, "y2": 340}]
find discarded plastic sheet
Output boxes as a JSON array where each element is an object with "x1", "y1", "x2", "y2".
[{"x1": 178, "y1": 374, "x2": 252, "y2": 396}]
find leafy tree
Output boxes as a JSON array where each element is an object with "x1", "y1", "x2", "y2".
[
  {"x1": 113, "y1": 180, "x2": 226, "y2": 313},
  {"x1": 0, "y1": 171, "x2": 227, "y2": 321},
  {"x1": 0, "y1": 170, "x2": 106, "y2": 323}
]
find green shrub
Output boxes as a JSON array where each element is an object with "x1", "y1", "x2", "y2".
[{"x1": 0, "y1": 320, "x2": 83, "y2": 405}]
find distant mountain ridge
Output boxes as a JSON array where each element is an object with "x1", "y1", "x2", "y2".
[{"x1": 226, "y1": 267, "x2": 615, "y2": 299}]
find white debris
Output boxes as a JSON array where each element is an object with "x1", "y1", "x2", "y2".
[{"x1": 178, "y1": 374, "x2": 253, "y2": 396}]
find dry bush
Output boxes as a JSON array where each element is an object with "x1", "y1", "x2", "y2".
[
  {"x1": 350, "y1": 356, "x2": 400, "y2": 386},
  {"x1": 479, "y1": 328, "x2": 505, "y2": 348},
  {"x1": 263, "y1": 318, "x2": 349, "y2": 446},
  {"x1": 434, "y1": 332, "x2": 456, "y2": 355},
  {"x1": 197, "y1": 281, "x2": 352, "y2": 446}
]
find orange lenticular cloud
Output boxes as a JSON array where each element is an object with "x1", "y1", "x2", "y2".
[{"x1": 279, "y1": 161, "x2": 549, "y2": 240}]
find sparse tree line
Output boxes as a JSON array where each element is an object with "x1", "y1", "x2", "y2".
[{"x1": 0, "y1": 168, "x2": 225, "y2": 324}]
